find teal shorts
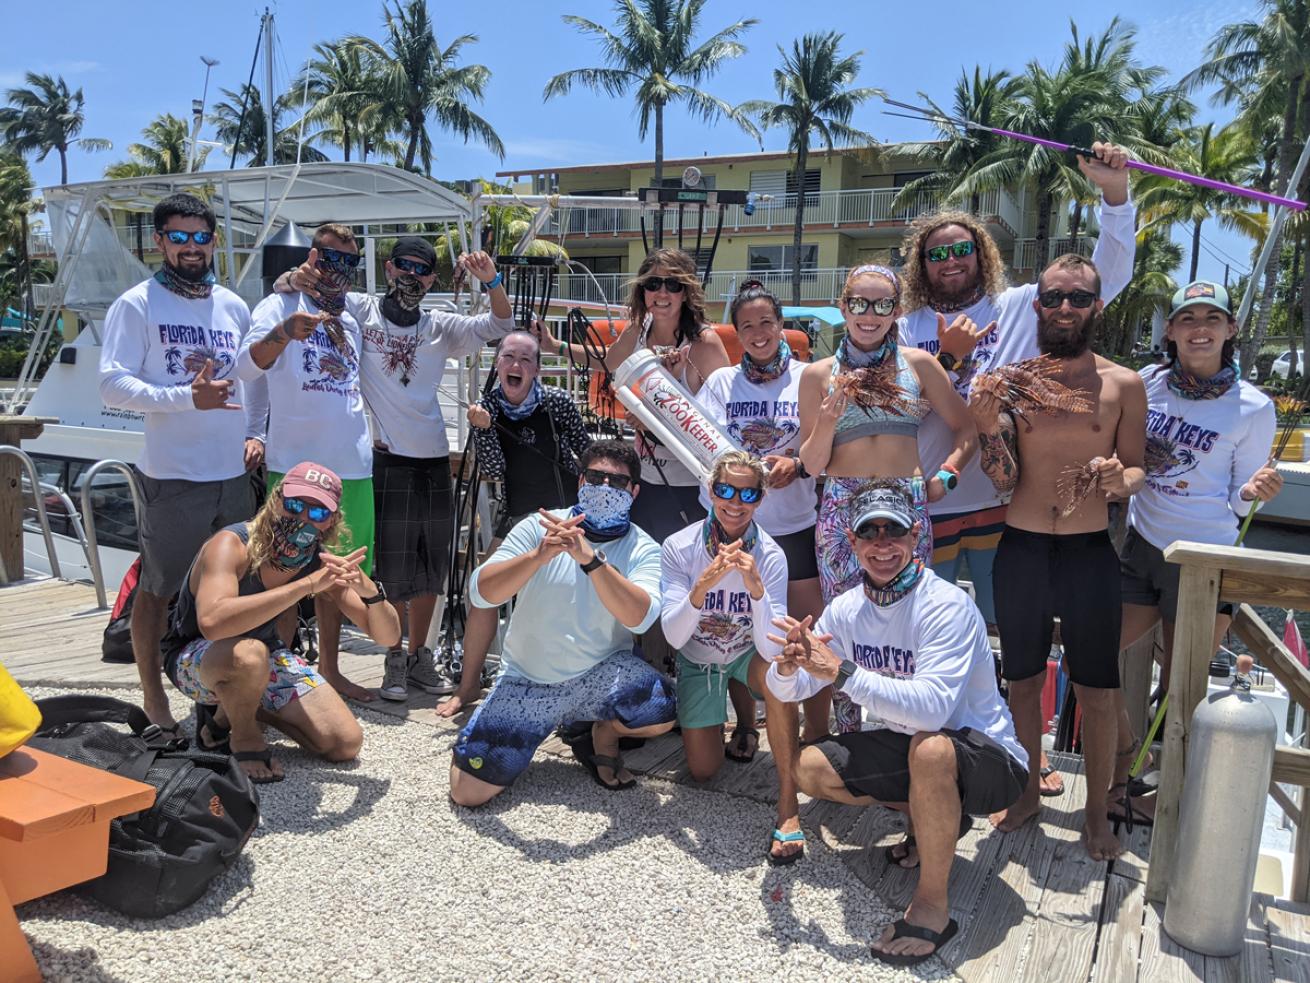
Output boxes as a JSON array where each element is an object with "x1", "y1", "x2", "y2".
[
  {"x1": 268, "y1": 471, "x2": 374, "y2": 576},
  {"x1": 676, "y1": 649, "x2": 762, "y2": 730}
]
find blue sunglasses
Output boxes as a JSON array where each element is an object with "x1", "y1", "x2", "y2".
[
  {"x1": 282, "y1": 496, "x2": 332, "y2": 523},
  {"x1": 712, "y1": 481, "x2": 763, "y2": 505},
  {"x1": 162, "y1": 229, "x2": 215, "y2": 245}
]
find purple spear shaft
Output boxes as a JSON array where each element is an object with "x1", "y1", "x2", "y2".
[{"x1": 988, "y1": 126, "x2": 1306, "y2": 211}]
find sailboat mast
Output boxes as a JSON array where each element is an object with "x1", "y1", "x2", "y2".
[{"x1": 263, "y1": 7, "x2": 275, "y2": 167}]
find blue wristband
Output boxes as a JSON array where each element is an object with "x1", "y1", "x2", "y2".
[
  {"x1": 485, "y1": 272, "x2": 503, "y2": 290},
  {"x1": 935, "y1": 468, "x2": 958, "y2": 493}
]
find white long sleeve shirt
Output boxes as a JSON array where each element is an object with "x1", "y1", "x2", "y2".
[
  {"x1": 469, "y1": 510, "x2": 662, "y2": 684},
  {"x1": 1129, "y1": 366, "x2": 1277, "y2": 549},
  {"x1": 659, "y1": 520, "x2": 788, "y2": 667},
  {"x1": 98, "y1": 279, "x2": 255, "y2": 482},
  {"x1": 766, "y1": 569, "x2": 1027, "y2": 768},
  {"x1": 351, "y1": 293, "x2": 514, "y2": 459},
  {"x1": 901, "y1": 197, "x2": 1137, "y2": 516},
  {"x1": 237, "y1": 292, "x2": 371, "y2": 479}
]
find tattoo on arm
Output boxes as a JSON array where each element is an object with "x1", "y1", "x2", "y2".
[{"x1": 978, "y1": 412, "x2": 1019, "y2": 493}]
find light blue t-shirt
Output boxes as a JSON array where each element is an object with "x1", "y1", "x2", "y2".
[{"x1": 468, "y1": 510, "x2": 663, "y2": 684}]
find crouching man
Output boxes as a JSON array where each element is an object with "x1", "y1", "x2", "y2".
[
  {"x1": 766, "y1": 486, "x2": 1027, "y2": 966},
  {"x1": 162, "y1": 462, "x2": 401, "y2": 783},
  {"x1": 449, "y1": 439, "x2": 677, "y2": 806}
]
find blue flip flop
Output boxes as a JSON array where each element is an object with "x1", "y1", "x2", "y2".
[{"x1": 768, "y1": 827, "x2": 806, "y2": 866}]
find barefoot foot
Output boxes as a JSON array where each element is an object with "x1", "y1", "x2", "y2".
[
  {"x1": 990, "y1": 797, "x2": 1040, "y2": 832},
  {"x1": 322, "y1": 671, "x2": 376, "y2": 703},
  {"x1": 1082, "y1": 818, "x2": 1124, "y2": 861}
]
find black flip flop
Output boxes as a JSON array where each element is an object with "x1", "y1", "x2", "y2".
[
  {"x1": 233, "y1": 748, "x2": 283, "y2": 784},
  {"x1": 193, "y1": 703, "x2": 231, "y2": 755},
  {"x1": 725, "y1": 725, "x2": 759, "y2": 763},
  {"x1": 1040, "y1": 763, "x2": 1065, "y2": 797},
  {"x1": 882, "y1": 813, "x2": 972, "y2": 869},
  {"x1": 572, "y1": 735, "x2": 636, "y2": 790},
  {"x1": 870, "y1": 917, "x2": 959, "y2": 966}
]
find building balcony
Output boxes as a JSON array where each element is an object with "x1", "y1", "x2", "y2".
[
  {"x1": 544, "y1": 186, "x2": 1023, "y2": 240},
  {"x1": 1013, "y1": 235, "x2": 1096, "y2": 272}
]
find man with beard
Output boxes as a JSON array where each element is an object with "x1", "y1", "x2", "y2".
[
  {"x1": 971, "y1": 253, "x2": 1146, "y2": 861},
  {"x1": 275, "y1": 237, "x2": 513, "y2": 701},
  {"x1": 898, "y1": 140, "x2": 1132, "y2": 798},
  {"x1": 100, "y1": 193, "x2": 265, "y2": 733},
  {"x1": 161, "y1": 462, "x2": 400, "y2": 781}
]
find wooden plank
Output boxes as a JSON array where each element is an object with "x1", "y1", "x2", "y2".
[
  {"x1": 1202, "y1": 896, "x2": 1274, "y2": 983},
  {"x1": 1220, "y1": 573, "x2": 1310, "y2": 611},
  {"x1": 1163, "y1": 541, "x2": 1310, "y2": 581},
  {"x1": 0, "y1": 782, "x2": 93, "y2": 841},
  {"x1": 1139, "y1": 900, "x2": 1206, "y2": 982},
  {"x1": 1231, "y1": 605, "x2": 1310, "y2": 711},
  {"x1": 1092, "y1": 872, "x2": 1144, "y2": 983},
  {"x1": 1294, "y1": 788, "x2": 1310, "y2": 904},
  {"x1": 1020, "y1": 837, "x2": 1107, "y2": 982},
  {"x1": 1272, "y1": 746, "x2": 1310, "y2": 789},
  {"x1": 1148, "y1": 562, "x2": 1220, "y2": 904},
  {"x1": 1265, "y1": 896, "x2": 1310, "y2": 983},
  {"x1": 0, "y1": 749, "x2": 154, "y2": 821}
]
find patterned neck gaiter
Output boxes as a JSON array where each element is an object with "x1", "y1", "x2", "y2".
[
  {"x1": 861, "y1": 556, "x2": 924, "y2": 607},
  {"x1": 154, "y1": 262, "x2": 215, "y2": 300},
  {"x1": 1167, "y1": 364, "x2": 1237, "y2": 401},
  {"x1": 741, "y1": 337, "x2": 792, "y2": 384}
]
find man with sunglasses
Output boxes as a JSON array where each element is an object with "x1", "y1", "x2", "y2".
[
  {"x1": 100, "y1": 192, "x2": 267, "y2": 734},
  {"x1": 449, "y1": 440, "x2": 677, "y2": 806},
  {"x1": 660, "y1": 451, "x2": 801, "y2": 860},
  {"x1": 766, "y1": 486, "x2": 1026, "y2": 965},
  {"x1": 971, "y1": 252, "x2": 1146, "y2": 861},
  {"x1": 240, "y1": 223, "x2": 379, "y2": 703}
]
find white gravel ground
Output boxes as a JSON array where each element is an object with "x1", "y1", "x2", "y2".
[{"x1": 19, "y1": 687, "x2": 957, "y2": 983}]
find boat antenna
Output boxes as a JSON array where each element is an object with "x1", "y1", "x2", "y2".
[{"x1": 263, "y1": 7, "x2": 276, "y2": 167}]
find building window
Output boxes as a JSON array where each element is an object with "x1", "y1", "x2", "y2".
[
  {"x1": 748, "y1": 244, "x2": 818, "y2": 273},
  {"x1": 785, "y1": 169, "x2": 821, "y2": 196},
  {"x1": 892, "y1": 171, "x2": 932, "y2": 188},
  {"x1": 575, "y1": 255, "x2": 624, "y2": 275}
]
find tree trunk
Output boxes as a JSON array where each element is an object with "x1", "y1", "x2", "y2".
[
  {"x1": 57, "y1": 145, "x2": 68, "y2": 186},
  {"x1": 653, "y1": 102, "x2": 665, "y2": 248},
  {"x1": 791, "y1": 140, "x2": 809, "y2": 308},
  {"x1": 343, "y1": 131, "x2": 351, "y2": 163},
  {"x1": 1242, "y1": 80, "x2": 1303, "y2": 376},
  {"x1": 404, "y1": 113, "x2": 420, "y2": 171},
  {"x1": 1069, "y1": 202, "x2": 1083, "y2": 244},
  {"x1": 1033, "y1": 192, "x2": 1053, "y2": 282},
  {"x1": 1189, "y1": 219, "x2": 1202, "y2": 282}
]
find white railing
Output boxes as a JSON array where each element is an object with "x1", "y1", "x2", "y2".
[
  {"x1": 26, "y1": 230, "x2": 54, "y2": 257},
  {"x1": 554, "y1": 267, "x2": 854, "y2": 307},
  {"x1": 1013, "y1": 235, "x2": 1096, "y2": 271},
  {"x1": 542, "y1": 186, "x2": 1024, "y2": 239}
]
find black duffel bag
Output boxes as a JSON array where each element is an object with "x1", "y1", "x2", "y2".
[{"x1": 29, "y1": 695, "x2": 260, "y2": 918}]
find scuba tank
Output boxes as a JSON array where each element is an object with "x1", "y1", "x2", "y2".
[{"x1": 1163, "y1": 655, "x2": 1278, "y2": 956}]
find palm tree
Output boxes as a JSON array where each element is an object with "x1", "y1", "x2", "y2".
[
  {"x1": 739, "y1": 33, "x2": 880, "y2": 306},
  {"x1": 0, "y1": 73, "x2": 110, "y2": 184},
  {"x1": 544, "y1": 0, "x2": 756, "y2": 202},
  {"x1": 1186, "y1": 0, "x2": 1310, "y2": 373},
  {"x1": 345, "y1": 0, "x2": 502, "y2": 174},
  {"x1": 293, "y1": 42, "x2": 387, "y2": 163},
  {"x1": 105, "y1": 114, "x2": 203, "y2": 178},
  {"x1": 1100, "y1": 231, "x2": 1182, "y2": 357},
  {"x1": 0, "y1": 152, "x2": 46, "y2": 319},
  {"x1": 1135, "y1": 122, "x2": 1266, "y2": 281},
  {"x1": 209, "y1": 85, "x2": 330, "y2": 167},
  {"x1": 892, "y1": 66, "x2": 1022, "y2": 214}
]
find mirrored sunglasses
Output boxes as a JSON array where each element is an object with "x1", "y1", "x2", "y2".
[
  {"x1": 844, "y1": 295, "x2": 897, "y2": 316},
  {"x1": 925, "y1": 240, "x2": 976, "y2": 263},
  {"x1": 320, "y1": 246, "x2": 363, "y2": 269},
  {"x1": 393, "y1": 256, "x2": 433, "y2": 277},
  {"x1": 282, "y1": 496, "x2": 332, "y2": 522},
  {"x1": 712, "y1": 482, "x2": 763, "y2": 504},
  {"x1": 854, "y1": 520, "x2": 912, "y2": 541},
  {"x1": 162, "y1": 229, "x2": 215, "y2": 246}
]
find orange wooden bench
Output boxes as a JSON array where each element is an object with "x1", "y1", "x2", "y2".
[{"x1": 0, "y1": 747, "x2": 155, "y2": 982}]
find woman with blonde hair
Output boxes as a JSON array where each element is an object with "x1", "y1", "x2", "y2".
[{"x1": 798, "y1": 265, "x2": 977, "y2": 731}]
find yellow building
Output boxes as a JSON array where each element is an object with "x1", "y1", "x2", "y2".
[{"x1": 498, "y1": 145, "x2": 1095, "y2": 312}]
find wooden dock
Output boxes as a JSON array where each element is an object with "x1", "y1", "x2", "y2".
[{"x1": 3, "y1": 576, "x2": 1309, "y2": 981}]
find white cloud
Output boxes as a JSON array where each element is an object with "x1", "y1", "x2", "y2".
[
  {"x1": 502, "y1": 136, "x2": 616, "y2": 165},
  {"x1": 0, "y1": 59, "x2": 103, "y2": 90}
]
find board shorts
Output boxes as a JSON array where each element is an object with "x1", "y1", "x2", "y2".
[
  {"x1": 167, "y1": 637, "x2": 326, "y2": 714},
  {"x1": 1119, "y1": 525, "x2": 1234, "y2": 623},
  {"x1": 676, "y1": 649, "x2": 762, "y2": 730},
  {"x1": 452, "y1": 651, "x2": 676, "y2": 787},
  {"x1": 371, "y1": 451, "x2": 452, "y2": 601},
  {"x1": 929, "y1": 503, "x2": 1008, "y2": 625},
  {"x1": 269, "y1": 470, "x2": 374, "y2": 576},
  {"x1": 135, "y1": 469, "x2": 255, "y2": 597}
]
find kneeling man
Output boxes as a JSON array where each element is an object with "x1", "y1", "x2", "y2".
[
  {"x1": 767, "y1": 486, "x2": 1026, "y2": 965},
  {"x1": 449, "y1": 439, "x2": 677, "y2": 806},
  {"x1": 162, "y1": 462, "x2": 401, "y2": 782}
]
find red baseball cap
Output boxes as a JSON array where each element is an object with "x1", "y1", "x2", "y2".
[{"x1": 280, "y1": 462, "x2": 342, "y2": 512}]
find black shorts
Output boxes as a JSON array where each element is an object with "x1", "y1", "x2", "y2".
[
  {"x1": 813, "y1": 728, "x2": 1027, "y2": 817},
  {"x1": 630, "y1": 483, "x2": 706, "y2": 544},
  {"x1": 371, "y1": 451, "x2": 453, "y2": 601},
  {"x1": 136, "y1": 469, "x2": 255, "y2": 597},
  {"x1": 994, "y1": 526, "x2": 1122, "y2": 689},
  {"x1": 1119, "y1": 525, "x2": 1233, "y2": 623},
  {"x1": 773, "y1": 524, "x2": 819, "y2": 581}
]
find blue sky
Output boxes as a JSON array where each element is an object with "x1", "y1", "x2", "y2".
[{"x1": 8, "y1": 0, "x2": 1263, "y2": 282}]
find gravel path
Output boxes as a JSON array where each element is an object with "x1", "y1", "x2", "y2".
[{"x1": 19, "y1": 687, "x2": 956, "y2": 983}]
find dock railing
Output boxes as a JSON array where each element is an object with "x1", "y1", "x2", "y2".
[{"x1": 1147, "y1": 541, "x2": 1310, "y2": 905}]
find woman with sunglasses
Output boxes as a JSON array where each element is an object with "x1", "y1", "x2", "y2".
[
  {"x1": 799, "y1": 265, "x2": 976, "y2": 732},
  {"x1": 699, "y1": 280, "x2": 831, "y2": 748},
  {"x1": 161, "y1": 462, "x2": 400, "y2": 784},
  {"x1": 276, "y1": 236, "x2": 514, "y2": 704},
  {"x1": 660, "y1": 452, "x2": 804, "y2": 862}
]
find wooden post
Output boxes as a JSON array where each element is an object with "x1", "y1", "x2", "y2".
[
  {"x1": 0, "y1": 417, "x2": 49, "y2": 582},
  {"x1": 1145, "y1": 559, "x2": 1220, "y2": 903}
]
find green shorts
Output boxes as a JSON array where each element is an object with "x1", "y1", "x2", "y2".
[
  {"x1": 676, "y1": 649, "x2": 762, "y2": 730},
  {"x1": 268, "y1": 471, "x2": 375, "y2": 577}
]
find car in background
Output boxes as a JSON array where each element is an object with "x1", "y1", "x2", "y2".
[{"x1": 1271, "y1": 350, "x2": 1301, "y2": 379}]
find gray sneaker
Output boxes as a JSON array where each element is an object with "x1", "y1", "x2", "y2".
[
  {"x1": 379, "y1": 647, "x2": 409, "y2": 702},
  {"x1": 407, "y1": 646, "x2": 456, "y2": 695}
]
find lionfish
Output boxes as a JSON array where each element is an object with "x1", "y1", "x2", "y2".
[
  {"x1": 320, "y1": 315, "x2": 355, "y2": 360},
  {"x1": 972, "y1": 355, "x2": 1094, "y2": 431},
  {"x1": 317, "y1": 350, "x2": 354, "y2": 383},
  {"x1": 833, "y1": 361, "x2": 928, "y2": 419},
  {"x1": 1143, "y1": 434, "x2": 1184, "y2": 478},
  {"x1": 734, "y1": 419, "x2": 798, "y2": 456},
  {"x1": 1055, "y1": 460, "x2": 1101, "y2": 519},
  {"x1": 182, "y1": 345, "x2": 232, "y2": 378}
]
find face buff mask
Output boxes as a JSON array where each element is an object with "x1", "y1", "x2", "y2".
[
  {"x1": 154, "y1": 262, "x2": 216, "y2": 300},
  {"x1": 271, "y1": 515, "x2": 322, "y2": 571},
  {"x1": 571, "y1": 481, "x2": 633, "y2": 541},
  {"x1": 382, "y1": 272, "x2": 426, "y2": 328}
]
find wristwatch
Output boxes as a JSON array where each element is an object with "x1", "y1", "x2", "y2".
[
  {"x1": 935, "y1": 466, "x2": 959, "y2": 493},
  {"x1": 936, "y1": 351, "x2": 958, "y2": 372},
  {"x1": 794, "y1": 458, "x2": 810, "y2": 480},
  {"x1": 834, "y1": 658, "x2": 859, "y2": 692},
  {"x1": 362, "y1": 580, "x2": 388, "y2": 606},
  {"x1": 580, "y1": 550, "x2": 607, "y2": 575}
]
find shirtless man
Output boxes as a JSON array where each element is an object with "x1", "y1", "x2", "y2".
[{"x1": 971, "y1": 253, "x2": 1146, "y2": 861}]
